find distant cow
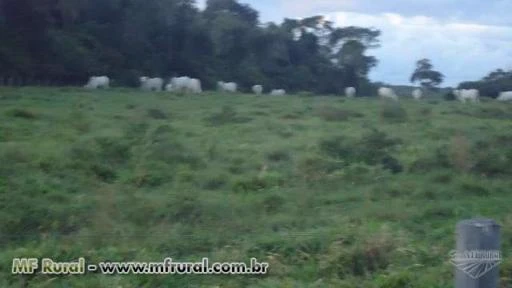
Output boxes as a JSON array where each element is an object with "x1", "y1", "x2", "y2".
[
  {"x1": 168, "y1": 76, "x2": 202, "y2": 94},
  {"x1": 252, "y1": 85, "x2": 263, "y2": 95},
  {"x1": 84, "y1": 76, "x2": 110, "y2": 89},
  {"x1": 345, "y1": 87, "x2": 356, "y2": 98},
  {"x1": 454, "y1": 89, "x2": 479, "y2": 103},
  {"x1": 140, "y1": 77, "x2": 164, "y2": 92},
  {"x1": 270, "y1": 89, "x2": 286, "y2": 96},
  {"x1": 412, "y1": 88, "x2": 423, "y2": 100},
  {"x1": 217, "y1": 81, "x2": 237, "y2": 93},
  {"x1": 497, "y1": 91, "x2": 512, "y2": 102},
  {"x1": 378, "y1": 87, "x2": 398, "y2": 101}
]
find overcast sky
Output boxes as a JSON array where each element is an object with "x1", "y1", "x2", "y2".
[{"x1": 196, "y1": 0, "x2": 512, "y2": 87}]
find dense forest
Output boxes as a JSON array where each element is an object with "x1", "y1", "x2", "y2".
[{"x1": 0, "y1": 0, "x2": 383, "y2": 94}]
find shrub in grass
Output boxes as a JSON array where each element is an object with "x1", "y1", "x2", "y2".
[
  {"x1": 319, "y1": 129, "x2": 403, "y2": 173},
  {"x1": 458, "y1": 178, "x2": 490, "y2": 196},
  {"x1": 147, "y1": 108, "x2": 169, "y2": 119},
  {"x1": 7, "y1": 108, "x2": 37, "y2": 119},
  {"x1": 319, "y1": 232, "x2": 394, "y2": 277},
  {"x1": 132, "y1": 161, "x2": 175, "y2": 187},
  {"x1": 471, "y1": 135, "x2": 512, "y2": 177},
  {"x1": 409, "y1": 146, "x2": 451, "y2": 173},
  {"x1": 266, "y1": 149, "x2": 291, "y2": 162},
  {"x1": 380, "y1": 102, "x2": 408, "y2": 123}
]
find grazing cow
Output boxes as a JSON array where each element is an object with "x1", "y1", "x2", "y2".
[
  {"x1": 84, "y1": 76, "x2": 110, "y2": 89},
  {"x1": 497, "y1": 91, "x2": 512, "y2": 102},
  {"x1": 345, "y1": 87, "x2": 356, "y2": 98},
  {"x1": 168, "y1": 76, "x2": 202, "y2": 94},
  {"x1": 217, "y1": 81, "x2": 237, "y2": 93},
  {"x1": 140, "y1": 77, "x2": 164, "y2": 92},
  {"x1": 454, "y1": 89, "x2": 479, "y2": 103},
  {"x1": 378, "y1": 87, "x2": 398, "y2": 101},
  {"x1": 412, "y1": 88, "x2": 423, "y2": 100},
  {"x1": 252, "y1": 85, "x2": 263, "y2": 95},
  {"x1": 270, "y1": 89, "x2": 286, "y2": 96}
]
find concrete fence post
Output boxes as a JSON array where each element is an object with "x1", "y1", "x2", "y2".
[{"x1": 453, "y1": 218, "x2": 501, "y2": 288}]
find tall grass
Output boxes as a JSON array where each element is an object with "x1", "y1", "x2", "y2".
[{"x1": 0, "y1": 87, "x2": 511, "y2": 287}]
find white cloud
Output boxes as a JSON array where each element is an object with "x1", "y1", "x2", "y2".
[
  {"x1": 325, "y1": 11, "x2": 512, "y2": 86},
  {"x1": 195, "y1": 0, "x2": 207, "y2": 10}
]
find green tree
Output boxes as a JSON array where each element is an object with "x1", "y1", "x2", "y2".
[{"x1": 410, "y1": 58, "x2": 444, "y2": 90}]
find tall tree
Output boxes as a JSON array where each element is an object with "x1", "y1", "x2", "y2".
[{"x1": 410, "y1": 58, "x2": 444, "y2": 90}]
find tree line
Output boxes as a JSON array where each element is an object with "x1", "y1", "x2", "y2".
[
  {"x1": 0, "y1": 0, "x2": 383, "y2": 94},
  {"x1": 458, "y1": 69, "x2": 512, "y2": 98}
]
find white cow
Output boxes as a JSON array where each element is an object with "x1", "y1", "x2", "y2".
[
  {"x1": 168, "y1": 76, "x2": 201, "y2": 94},
  {"x1": 455, "y1": 89, "x2": 479, "y2": 103},
  {"x1": 345, "y1": 87, "x2": 356, "y2": 98},
  {"x1": 412, "y1": 88, "x2": 423, "y2": 100},
  {"x1": 188, "y1": 78, "x2": 202, "y2": 94},
  {"x1": 140, "y1": 77, "x2": 164, "y2": 92},
  {"x1": 252, "y1": 85, "x2": 263, "y2": 95},
  {"x1": 217, "y1": 81, "x2": 237, "y2": 93},
  {"x1": 84, "y1": 76, "x2": 110, "y2": 89},
  {"x1": 270, "y1": 89, "x2": 286, "y2": 96},
  {"x1": 378, "y1": 87, "x2": 398, "y2": 101},
  {"x1": 497, "y1": 91, "x2": 512, "y2": 102},
  {"x1": 169, "y1": 76, "x2": 191, "y2": 93}
]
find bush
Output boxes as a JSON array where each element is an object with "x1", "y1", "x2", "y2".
[
  {"x1": 266, "y1": 149, "x2": 291, "y2": 162},
  {"x1": 380, "y1": 103, "x2": 408, "y2": 123},
  {"x1": 471, "y1": 135, "x2": 512, "y2": 177},
  {"x1": 409, "y1": 146, "x2": 451, "y2": 173},
  {"x1": 7, "y1": 108, "x2": 37, "y2": 119},
  {"x1": 459, "y1": 180, "x2": 490, "y2": 196},
  {"x1": 261, "y1": 194, "x2": 286, "y2": 213},
  {"x1": 147, "y1": 108, "x2": 169, "y2": 119},
  {"x1": 319, "y1": 129, "x2": 403, "y2": 173},
  {"x1": 319, "y1": 231, "x2": 395, "y2": 277},
  {"x1": 67, "y1": 136, "x2": 131, "y2": 182}
]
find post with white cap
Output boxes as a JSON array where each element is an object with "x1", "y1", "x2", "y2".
[{"x1": 453, "y1": 218, "x2": 501, "y2": 288}]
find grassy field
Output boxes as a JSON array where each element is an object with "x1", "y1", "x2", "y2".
[{"x1": 0, "y1": 87, "x2": 511, "y2": 287}]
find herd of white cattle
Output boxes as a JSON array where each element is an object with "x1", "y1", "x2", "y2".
[
  {"x1": 84, "y1": 75, "x2": 287, "y2": 96},
  {"x1": 84, "y1": 75, "x2": 512, "y2": 102}
]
